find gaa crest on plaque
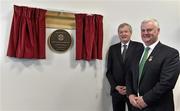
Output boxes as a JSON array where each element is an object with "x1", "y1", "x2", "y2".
[{"x1": 48, "y1": 29, "x2": 72, "y2": 53}]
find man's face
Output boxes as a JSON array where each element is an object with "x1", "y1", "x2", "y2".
[
  {"x1": 118, "y1": 25, "x2": 132, "y2": 44},
  {"x1": 141, "y1": 21, "x2": 160, "y2": 46}
]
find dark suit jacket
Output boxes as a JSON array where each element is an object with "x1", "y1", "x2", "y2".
[
  {"x1": 106, "y1": 41, "x2": 143, "y2": 97},
  {"x1": 126, "y1": 42, "x2": 180, "y2": 111}
]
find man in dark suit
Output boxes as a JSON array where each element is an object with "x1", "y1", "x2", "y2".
[
  {"x1": 126, "y1": 18, "x2": 180, "y2": 111},
  {"x1": 106, "y1": 23, "x2": 143, "y2": 111}
]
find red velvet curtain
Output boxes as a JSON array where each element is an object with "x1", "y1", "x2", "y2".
[
  {"x1": 7, "y1": 5, "x2": 47, "y2": 59},
  {"x1": 75, "y1": 14, "x2": 103, "y2": 61}
]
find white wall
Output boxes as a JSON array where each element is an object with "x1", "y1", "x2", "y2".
[{"x1": 0, "y1": 0, "x2": 180, "y2": 111}]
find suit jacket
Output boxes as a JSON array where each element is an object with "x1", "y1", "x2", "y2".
[
  {"x1": 106, "y1": 41, "x2": 143, "y2": 96},
  {"x1": 126, "y1": 42, "x2": 180, "y2": 111}
]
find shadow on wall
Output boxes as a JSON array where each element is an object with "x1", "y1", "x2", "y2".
[
  {"x1": 68, "y1": 33, "x2": 120, "y2": 111},
  {"x1": 4, "y1": 57, "x2": 46, "y2": 74},
  {"x1": 99, "y1": 34, "x2": 120, "y2": 111},
  {"x1": 100, "y1": 49, "x2": 111, "y2": 111},
  {"x1": 110, "y1": 35, "x2": 120, "y2": 46},
  {"x1": 100, "y1": 75, "x2": 112, "y2": 111}
]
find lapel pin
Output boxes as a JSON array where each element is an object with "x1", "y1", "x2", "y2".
[{"x1": 148, "y1": 56, "x2": 153, "y2": 62}]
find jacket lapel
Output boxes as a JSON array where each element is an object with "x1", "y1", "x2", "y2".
[
  {"x1": 123, "y1": 41, "x2": 134, "y2": 63},
  {"x1": 124, "y1": 41, "x2": 132, "y2": 62},
  {"x1": 116, "y1": 43, "x2": 123, "y2": 63}
]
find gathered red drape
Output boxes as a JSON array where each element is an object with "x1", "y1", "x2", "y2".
[
  {"x1": 7, "y1": 5, "x2": 47, "y2": 59},
  {"x1": 75, "y1": 14, "x2": 103, "y2": 61}
]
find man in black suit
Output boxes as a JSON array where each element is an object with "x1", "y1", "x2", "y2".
[
  {"x1": 106, "y1": 23, "x2": 143, "y2": 111},
  {"x1": 126, "y1": 18, "x2": 180, "y2": 111}
]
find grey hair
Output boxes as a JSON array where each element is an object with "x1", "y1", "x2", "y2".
[
  {"x1": 118, "y1": 23, "x2": 132, "y2": 33},
  {"x1": 141, "y1": 18, "x2": 160, "y2": 28}
]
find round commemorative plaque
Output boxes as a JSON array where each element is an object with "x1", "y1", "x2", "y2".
[{"x1": 48, "y1": 29, "x2": 72, "y2": 53}]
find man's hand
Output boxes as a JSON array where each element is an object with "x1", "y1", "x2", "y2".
[
  {"x1": 136, "y1": 96, "x2": 147, "y2": 109},
  {"x1": 129, "y1": 94, "x2": 148, "y2": 109},
  {"x1": 129, "y1": 94, "x2": 139, "y2": 108},
  {"x1": 115, "y1": 86, "x2": 126, "y2": 95}
]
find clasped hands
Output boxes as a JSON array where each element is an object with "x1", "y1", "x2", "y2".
[{"x1": 129, "y1": 94, "x2": 147, "y2": 110}]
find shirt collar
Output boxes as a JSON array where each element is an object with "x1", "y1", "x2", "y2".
[
  {"x1": 144, "y1": 40, "x2": 159, "y2": 50},
  {"x1": 121, "y1": 40, "x2": 130, "y2": 47}
]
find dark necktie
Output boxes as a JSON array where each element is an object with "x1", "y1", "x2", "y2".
[
  {"x1": 138, "y1": 47, "x2": 150, "y2": 82},
  {"x1": 122, "y1": 44, "x2": 127, "y2": 61}
]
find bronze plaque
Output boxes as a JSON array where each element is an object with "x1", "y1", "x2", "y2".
[{"x1": 48, "y1": 29, "x2": 72, "y2": 53}]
